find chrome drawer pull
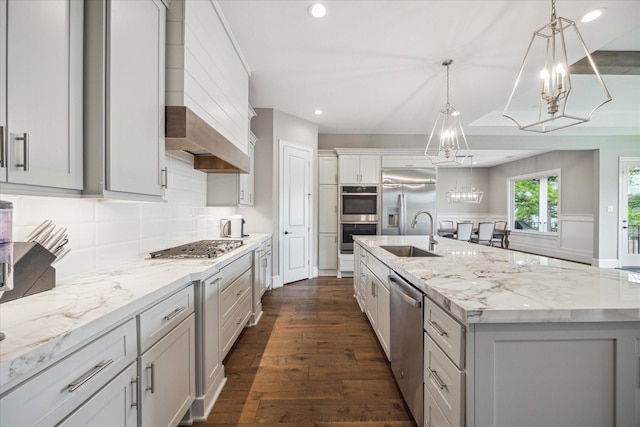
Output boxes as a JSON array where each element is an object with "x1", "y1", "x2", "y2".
[
  {"x1": 163, "y1": 306, "x2": 186, "y2": 321},
  {"x1": 428, "y1": 320, "x2": 448, "y2": 337},
  {"x1": 429, "y1": 368, "x2": 447, "y2": 390},
  {"x1": 130, "y1": 376, "x2": 139, "y2": 408},
  {"x1": 146, "y1": 363, "x2": 155, "y2": 393},
  {"x1": 67, "y1": 359, "x2": 114, "y2": 392},
  {"x1": 161, "y1": 167, "x2": 168, "y2": 188},
  {"x1": 0, "y1": 126, "x2": 5, "y2": 168}
]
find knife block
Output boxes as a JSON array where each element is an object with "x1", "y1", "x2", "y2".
[{"x1": 0, "y1": 242, "x2": 56, "y2": 304}]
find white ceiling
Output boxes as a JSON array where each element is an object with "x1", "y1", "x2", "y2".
[{"x1": 217, "y1": 1, "x2": 640, "y2": 165}]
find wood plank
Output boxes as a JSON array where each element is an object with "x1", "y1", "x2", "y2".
[{"x1": 204, "y1": 277, "x2": 415, "y2": 426}]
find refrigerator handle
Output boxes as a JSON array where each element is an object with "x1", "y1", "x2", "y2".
[{"x1": 399, "y1": 193, "x2": 406, "y2": 235}]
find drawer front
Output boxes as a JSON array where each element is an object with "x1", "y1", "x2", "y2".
[
  {"x1": 139, "y1": 284, "x2": 195, "y2": 353},
  {"x1": 424, "y1": 298, "x2": 465, "y2": 368},
  {"x1": 219, "y1": 252, "x2": 252, "y2": 290},
  {"x1": 366, "y1": 251, "x2": 390, "y2": 289},
  {"x1": 424, "y1": 385, "x2": 452, "y2": 427},
  {"x1": 220, "y1": 268, "x2": 252, "y2": 322},
  {"x1": 220, "y1": 291, "x2": 252, "y2": 358},
  {"x1": 424, "y1": 333, "x2": 464, "y2": 427},
  {"x1": 0, "y1": 319, "x2": 136, "y2": 427}
]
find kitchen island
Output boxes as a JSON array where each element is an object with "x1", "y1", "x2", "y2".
[
  {"x1": 354, "y1": 235, "x2": 640, "y2": 427},
  {"x1": 0, "y1": 234, "x2": 271, "y2": 426}
]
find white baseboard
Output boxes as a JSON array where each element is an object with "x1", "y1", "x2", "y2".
[
  {"x1": 271, "y1": 275, "x2": 283, "y2": 288},
  {"x1": 592, "y1": 258, "x2": 620, "y2": 268}
]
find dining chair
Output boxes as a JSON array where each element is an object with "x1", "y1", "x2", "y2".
[
  {"x1": 439, "y1": 220, "x2": 454, "y2": 238},
  {"x1": 456, "y1": 222, "x2": 473, "y2": 242},
  {"x1": 491, "y1": 221, "x2": 508, "y2": 247},
  {"x1": 471, "y1": 222, "x2": 495, "y2": 245}
]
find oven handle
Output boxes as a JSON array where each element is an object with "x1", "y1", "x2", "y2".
[{"x1": 341, "y1": 192, "x2": 378, "y2": 196}]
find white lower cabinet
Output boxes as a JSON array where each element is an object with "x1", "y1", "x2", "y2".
[
  {"x1": 137, "y1": 284, "x2": 196, "y2": 427},
  {"x1": 355, "y1": 244, "x2": 390, "y2": 360},
  {"x1": 59, "y1": 363, "x2": 138, "y2": 427},
  {"x1": 424, "y1": 386, "x2": 451, "y2": 427},
  {"x1": 219, "y1": 252, "x2": 253, "y2": 360},
  {"x1": 0, "y1": 319, "x2": 137, "y2": 427},
  {"x1": 139, "y1": 314, "x2": 195, "y2": 427}
]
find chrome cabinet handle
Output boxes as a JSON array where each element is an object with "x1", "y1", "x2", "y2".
[
  {"x1": 163, "y1": 306, "x2": 186, "y2": 321},
  {"x1": 161, "y1": 167, "x2": 168, "y2": 188},
  {"x1": 130, "y1": 376, "x2": 139, "y2": 408},
  {"x1": 429, "y1": 368, "x2": 447, "y2": 390},
  {"x1": 15, "y1": 132, "x2": 28, "y2": 171},
  {"x1": 427, "y1": 320, "x2": 448, "y2": 337},
  {"x1": 67, "y1": 359, "x2": 114, "y2": 392},
  {"x1": 146, "y1": 363, "x2": 155, "y2": 393},
  {"x1": 0, "y1": 126, "x2": 5, "y2": 168},
  {"x1": 240, "y1": 189, "x2": 245, "y2": 200}
]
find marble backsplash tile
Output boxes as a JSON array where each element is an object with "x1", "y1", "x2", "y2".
[{"x1": 1, "y1": 155, "x2": 237, "y2": 280}]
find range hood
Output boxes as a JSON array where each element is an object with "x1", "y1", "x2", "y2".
[{"x1": 165, "y1": 106, "x2": 250, "y2": 173}]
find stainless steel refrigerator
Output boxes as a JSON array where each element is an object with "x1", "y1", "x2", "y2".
[{"x1": 381, "y1": 168, "x2": 437, "y2": 235}]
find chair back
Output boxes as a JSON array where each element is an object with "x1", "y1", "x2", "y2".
[
  {"x1": 456, "y1": 222, "x2": 473, "y2": 241},
  {"x1": 494, "y1": 220, "x2": 507, "y2": 231},
  {"x1": 477, "y1": 222, "x2": 495, "y2": 241},
  {"x1": 439, "y1": 220, "x2": 454, "y2": 230}
]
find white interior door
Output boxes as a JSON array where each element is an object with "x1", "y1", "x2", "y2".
[
  {"x1": 620, "y1": 159, "x2": 640, "y2": 267},
  {"x1": 280, "y1": 141, "x2": 311, "y2": 284}
]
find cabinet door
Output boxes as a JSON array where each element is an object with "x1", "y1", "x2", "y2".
[
  {"x1": 5, "y1": 0, "x2": 82, "y2": 189},
  {"x1": 376, "y1": 279, "x2": 390, "y2": 360},
  {"x1": 0, "y1": 0, "x2": 6, "y2": 181},
  {"x1": 140, "y1": 314, "x2": 195, "y2": 427},
  {"x1": 318, "y1": 233, "x2": 338, "y2": 270},
  {"x1": 319, "y1": 156, "x2": 337, "y2": 184},
  {"x1": 108, "y1": 0, "x2": 165, "y2": 196},
  {"x1": 365, "y1": 267, "x2": 378, "y2": 328},
  {"x1": 203, "y1": 275, "x2": 221, "y2": 394},
  {"x1": 359, "y1": 155, "x2": 381, "y2": 184},
  {"x1": 318, "y1": 185, "x2": 338, "y2": 232},
  {"x1": 239, "y1": 139, "x2": 255, "y2": 206},
  {"x1": 58, "y1": 363, "x2": 138, "y2": 427},
  {"x1": 338, "y1": 155, "x2": 360, "y2": 184}
]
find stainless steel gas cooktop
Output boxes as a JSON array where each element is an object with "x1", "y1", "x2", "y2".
[{"x1": 150, "y1": 240, "x2": 243, "y2": 259}]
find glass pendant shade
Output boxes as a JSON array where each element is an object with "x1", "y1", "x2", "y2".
[
  {"x1": 446, "y1": 188, "x2": 484, "y2": 204},
  {"x1": 425, "y1": 106, "x2": 469, "y2": 166},
  {"x1": 425, "y1": 59, "x2": 468, "y2": 166},
  {"x1": 503, "y1": 1, "x2": 611, "y2": 133}
]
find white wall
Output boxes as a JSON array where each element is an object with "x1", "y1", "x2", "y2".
[{"x1": 3, "y1": 154, "x2": 236, "y2": 281}]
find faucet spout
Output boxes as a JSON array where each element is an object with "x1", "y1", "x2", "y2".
[{"x1": 410, "y1": 210, "x2": 438, "y2": 251}]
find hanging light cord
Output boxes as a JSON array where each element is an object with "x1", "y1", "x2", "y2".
[
  {"x1": 551, "y1": 0, "x2": 557, "y2": 22},
  {"x1": 443, "y1": 59, "x2": 453, "y2": 109}
]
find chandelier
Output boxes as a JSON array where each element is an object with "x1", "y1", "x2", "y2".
[
  {"x1": 446, "y1": 157, "x2": 483, "y2": 204},
  {"x1": 425, "y1": 59, "x2": 469, "y2": 166},
  {"x1": 503, "y1": 0, "x2": 611, "y2": 133}
]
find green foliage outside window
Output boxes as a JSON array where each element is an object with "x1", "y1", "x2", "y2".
[{"x1": 514, "y1": 176, "x2": 558, "y2": 232}]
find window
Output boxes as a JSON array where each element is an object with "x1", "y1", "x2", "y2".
[{"x1": 509, "y1": 170, "x2": 560, "y2": 233}]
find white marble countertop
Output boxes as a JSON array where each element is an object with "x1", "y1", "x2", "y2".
[
  {"x1": 355, "y1": 235, "x2": 640, "y2": 325},
  {"x1": 0, "y1": 234, "x2": 271, "y2": 392}
]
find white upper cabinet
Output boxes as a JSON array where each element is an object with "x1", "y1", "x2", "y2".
[
  {"x1": 338, "y1": 155, "x2": 380, "y2": 184},
  {"x1": 319, "y1": 156, "x2": 338, "y2": 184},
  {"x1": 84, "y1": 0, "x2": 167, "y2": 200},
  {"x1": 0, "y1": 0, "x2": 83, "y2": 192},
  {"x1": 166, "y1": 0, "x2": 250, "y2": 154}
]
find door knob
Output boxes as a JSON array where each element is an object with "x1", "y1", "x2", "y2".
[{"x1": 284, "y1": 231, "x2": 290, "y2": 235}]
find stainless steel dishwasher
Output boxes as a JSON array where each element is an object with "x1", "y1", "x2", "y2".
[{"x1": 389, "y1": 271, "x2": 423, "y2": 427}]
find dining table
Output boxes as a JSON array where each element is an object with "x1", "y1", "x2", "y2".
[{"x1": 437, "y1": 225, "x2": 511, "y2": 248}]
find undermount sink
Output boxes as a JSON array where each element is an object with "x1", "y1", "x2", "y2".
[{"x1": 380, "y1": 245, "x2": 441, "y2": 258}]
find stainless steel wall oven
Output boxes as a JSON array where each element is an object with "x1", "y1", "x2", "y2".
[
  {"x1": 340, "y1": 222, "x2": 378, "y2": 254},
  {"x1": 340, "y1": 185, "x2": 379, "y2": 223}
]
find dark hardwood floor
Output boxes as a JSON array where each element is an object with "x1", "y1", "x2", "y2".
[{"x1": 203, "y1": 277, "x2": 415, "y2": 427}]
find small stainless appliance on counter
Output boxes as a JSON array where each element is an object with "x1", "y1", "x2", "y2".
[{"x1": 150, "y1": 240, "x2": 243, "y2": 259}]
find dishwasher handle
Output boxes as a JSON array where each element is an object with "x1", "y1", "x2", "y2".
[{"x1": 389, "y1": 274, "x2": 422, "y2": 308}]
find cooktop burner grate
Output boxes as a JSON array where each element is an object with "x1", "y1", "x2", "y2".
[{"x1": 150, "y1": 240, "x2": 243, "y2": 259}]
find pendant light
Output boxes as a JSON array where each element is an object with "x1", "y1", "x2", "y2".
[
  {"x1": 445, "y1": 157, "x2": 483, "y2": 204},
  {"x1": 425, "y1": 59, "x2": 469, "y2": 166},
  {"x1": 503, "y1": 0, "x2": 611, "y2": 133}
]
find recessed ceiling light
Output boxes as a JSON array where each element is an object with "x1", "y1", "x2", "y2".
[
  {"x1": 308, "y1": 3, "x2": 326, "y2": 19},
  {"x1": 581, "y1": 8, "x2": 606, "y2": 23},
  {"x1": 314, "y1": 109, "x2": 323, "y2": 115}
]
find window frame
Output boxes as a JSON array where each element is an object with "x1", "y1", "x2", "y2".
[{"x1": 507, "y1": 168, "x2": 561, "y2": 235}]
